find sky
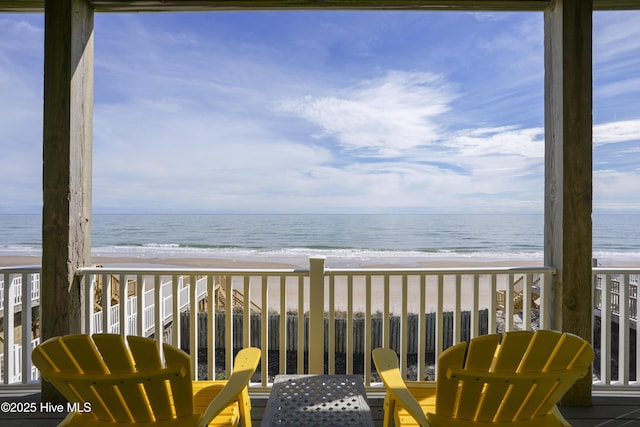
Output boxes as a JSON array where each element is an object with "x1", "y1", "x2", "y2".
[{"x1": 1, "y1": 10, "x2": 639, "y2": 214}]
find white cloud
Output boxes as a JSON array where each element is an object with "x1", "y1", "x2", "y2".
[
  {"x1": 449, "y1": 126, "x2": 544, "y2": 159},
  {"x1": 594, "y1": 120, "x2": 640, "y2": 145},
  {"x1": 279, "y1": 71, "x2": 456, "y2": 158}
]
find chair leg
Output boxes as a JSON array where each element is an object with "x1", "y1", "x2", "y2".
[
  {"x1": 238, "y1": 386, "x2": 252, "y2": 427},
  {"x1": 383, "y1": 392, "x2": 395, "y2": 427}
]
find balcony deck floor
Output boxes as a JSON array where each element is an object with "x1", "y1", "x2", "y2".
[{"x1": 1, "y1": 390, "x2": 639, "y2": 426}]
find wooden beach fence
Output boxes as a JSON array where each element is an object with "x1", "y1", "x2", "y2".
[{"x1": 177, "y1": 310, "x2": 489, "y2": 355}]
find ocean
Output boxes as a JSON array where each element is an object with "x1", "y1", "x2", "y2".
[{"x1": 1, "y1": 213, "x2": 639, "y2": 266}]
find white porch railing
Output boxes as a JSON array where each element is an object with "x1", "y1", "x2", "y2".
[
  {"x1": 2, "y1": 261, "x2": 638, "y2": 394},
  {"x1": 74, "y1": 260, "x2": 555, "y2": 387},
  {"x1": 0, "y1": 268, "x2": 41, "y2": 386},
  {"x1": 0, "y1": 338, "x2": 40, "y2": 383},
  {"x1": 592, "y1": 268, "x2": 640, "y2": 391}
]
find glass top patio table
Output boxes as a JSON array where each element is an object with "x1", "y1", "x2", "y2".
[{"x1": 260, "y1": 374, "x2": 375, "y2": 427}]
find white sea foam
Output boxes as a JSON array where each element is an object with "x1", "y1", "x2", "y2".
[
  {"x1": 3, "y1": 214, "x2": 640, "y2": 267},
  {"x1": 87, "y1": 245, "x2": 544, "y2": 268},
  {"x1": 0, "y1": 245, "x2": 42, "y2": 257},
  {"x1": 4, "y1": 244, "x2": 640, "y2": 268}
]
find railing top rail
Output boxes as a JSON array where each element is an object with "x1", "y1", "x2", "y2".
[
  {"x1": 2, "y1": 265, "x2": 561, "y2": 277},
  {"x1": 0, "y1": 266, "x2": 42, "y2": 274},
  {"x1": 325, "y1": 265, "x2": 557, "y2": 276},
  {"x1": 5, "y1": 265, "x2": 639, "y2": 276},
  {"x1": 76, "y1": 266, "x2": 309, "y2": 276},
  {"x1": 593, "y1": 267, "x2": 640, "y2": 274}
]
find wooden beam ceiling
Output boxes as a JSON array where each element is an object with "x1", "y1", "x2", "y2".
[
  {"x1": 83, "y1": 0, "x2": 553, "y2": 12},
  {"x1": 2, "y1": 0, "x2": 640, "y2": 12}
]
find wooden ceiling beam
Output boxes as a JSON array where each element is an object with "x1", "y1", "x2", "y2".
[
  {"x1": 2, "y1": 0, "x2": 640, "y2": 12},
  {"x1": 88, "y1": 0, "x2": 552, "y2": 12}
]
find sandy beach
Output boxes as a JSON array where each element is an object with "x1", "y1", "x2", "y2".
[
  {"x1": 0, "y1": 252, "x2": 546, "y2": 270},
  {"x1": 4, "y1": 253, "x2": 637, "y2": 269}
]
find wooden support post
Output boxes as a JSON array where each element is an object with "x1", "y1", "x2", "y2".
[
  {"x1": 544, "y1": 0, "x2": 593, "y2": 406},
  {"x1": 41, "y1": 0, "x2": 93, "y2": 401},
  {"x1": 309, "y1": 257, "x2": 326, "y2": 374}
]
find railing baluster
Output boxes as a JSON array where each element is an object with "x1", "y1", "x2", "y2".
[
  {"x1": 619, "y1": 274, "x2": 630, "y2": 384},
  {"x1": 190, "y1": 274, "x2": 198, "y2": 380},
  {"x1": 154, "y1": 275, "x2": 162, "y2": 350},
  {"x1": 435, "y1": 274, "x2": 444, "y2": 374},
  {"x1": 225, "y1": 275, "x2": 233, "y2": 376},
  {"x1": 297, "y1": 276, "x2": 304, "y2": 374},
  {"x1": 400, "y1": 275, "x2": 408, "y2": 378},
  {"x1": 471, "y1": 274, "x2": 479, "y2": 338},
  {"x1": 119, "y1": 273, "x2": 127, "y2": 336},
  {"x1": 279, "y1": 276, "x2": 286, "y2": 375},
  {"x1": 636, "y1": 274, "x2": 640, "y2": 385},
  {"x1": 489, "y1": 273, "x2": 497, "y2": 333},
  {"x1": 541, "y1": 271, "x2": 548, "y2": 329},
  {"x1": 523, "y1": 273, "x2": 532, "y2": 330},
  {"x1": 453, "y1": 274, "x2": 461, "y2": 345},
  {"x1": 365, "y1": 275, "x2": 372, "y2": 385},
  {"x1": 261, "y1": 276, "x2": 268, "y2": 386},
  {"x1": 383, "y1": 275, "x2": 390, "y2": 350},
  {"x1": 3, "y1": 273, "x2": 14, "y2": 384},
  {"x1": 347, "y1": 275, "x2": 354, "y2": 374},
  {"x1": 243, "y1": 276, "x2": 250, "y2": 350},
  {"x1": 84, "y1": 273, "x2": 94, "y2": 333},
  {"x1": 328, "y1": 275, "x2": 336, "y2": 374},
  {"x1": 506, "y1": 273, "x2": 515, "y2": 332},
  {"x1": 21, "y1": 273, "x2": 31, "y2": 384},
  {"x1": 102, "y1": 273, "x2": 111, "y2": 335},
  {"x1": 207, "y1": 275, "x2": 215, "y2": 381},
  {"x1": 418, "y1": 275, "x2": 426, "y2": 381},
  {"x1": 172, "y1": 275, "x2": 179, "y2": 348},
  {"x1": 601, "y1": 274, "x2": 612, "y2": 384},
  {"x1": 136, "y1": 274, "x2": 143, "y2": 338}
]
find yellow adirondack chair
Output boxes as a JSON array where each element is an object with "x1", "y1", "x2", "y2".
[
  {"x1": 32, "y1": 334, "x2": 261, "y2": 427},
  {"x1": 373, "y1": 330, "x2": 594, "y2": 427}
]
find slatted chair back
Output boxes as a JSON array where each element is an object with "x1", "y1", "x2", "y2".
[
  {"x1": 373, "y1": 330, "x2": 593, "y2": 427},
  {"x1": 32, "y1": 334, "x2": 197, "y2": 425},
  {"x1": 431, "y1": 330, "x2": 593, "y2": 426}
]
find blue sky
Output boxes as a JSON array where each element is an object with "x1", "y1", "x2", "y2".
[{"x1": 1, "y1": 10, "x2": 639, "y2": 214}]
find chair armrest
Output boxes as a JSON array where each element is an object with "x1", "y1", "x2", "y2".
[
  {"x1": 388, "y1": 382, "x2": 432, "y2": 427},
  {"x1": 378, "y1": 371, "x2": 431, "y2": 424},
  {"x1": 198, "y1": 348, "x2": 260, "y2": 427}
]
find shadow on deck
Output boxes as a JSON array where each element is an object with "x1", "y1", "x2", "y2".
[{"x1": 1, "y1": 390, "x2": 639, "y2": 426}]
